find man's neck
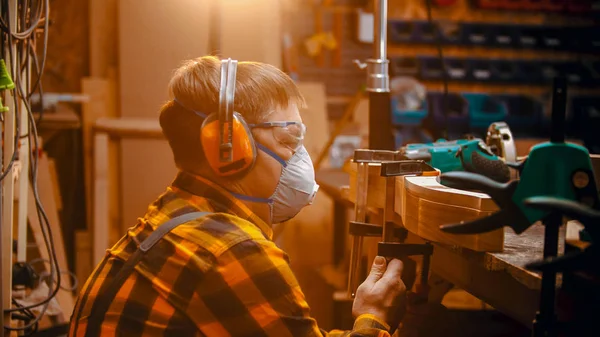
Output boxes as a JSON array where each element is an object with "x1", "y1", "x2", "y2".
[
  {"x1": 239, "y1": 200, "x2": 272, "y2": 227},
  {"x1": 184, "y1": 170, "x2": 273, "y2": 227}
]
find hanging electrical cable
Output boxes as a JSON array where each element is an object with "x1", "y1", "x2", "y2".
[
  {"x1": 1, "y1": 0, "x2": 62, "y2": 334},
  {"x1": 424, "y1": 0, "x2": 450, "y2": 139}
]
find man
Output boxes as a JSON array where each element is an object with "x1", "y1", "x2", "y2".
[{"x1": 69, "y1": 56, "x2": 407, "y2": 336}]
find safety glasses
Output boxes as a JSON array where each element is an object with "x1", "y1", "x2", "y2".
[{"x1": 249, "y1": 121, "x2": 306, "y2": 152}]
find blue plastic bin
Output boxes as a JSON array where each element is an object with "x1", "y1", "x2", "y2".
[
  {"x1": 391, "y1": 96, "x2": 428, "y2": 126},
  {"x1": 419, "y1": 56, "x2": 445, "y2": 80},
  {"x1": 388, "y1": 21, "x2": 415, "y2": 43},
  {"x1": 556, "y1": 62, "x2": 595, "y2": 86},
  {"x1": 445, "y1": 58, "x2": 469, "y2": 80},
  {"x1": 489, "y1": 24, "x2": 517, "y2": 47},
  {"x1": 428, "y1": 92, "x2": 470, "y2": 137},
  {"x1": 570, "y1": 96, "x2": 600, "y2": 154},
  {"x1": 438, "y1": 21, "x2": 462, "y2": 45},
  {"x1": 462, "y1": 93, "x2": 508, "y2": 129},
  {"x1": 390, "y1": 57, "x2": 420, "y2": 77},
  {"x1": 517, "y1": 61, "x2": 543, "y2": 84},
  {"x1": 493, "y1": 94, "x2": 545, "y2": 136},
  {"x1": 470, "y1": 60, "x2": 493, "y2": 81},
  {"x1": 516, "y1": 26, "x2": 543, "y2": 49},
  {"x1": 460, "y1": 23, "x2": 491, "y2": 46},
  {"x1": 491, "y1": 59, "x2": 519, "y2": 82}
]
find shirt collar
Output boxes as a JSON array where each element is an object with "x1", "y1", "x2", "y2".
[{"x1": 170, "y1": 171, "x2": 273, "y2": 240}]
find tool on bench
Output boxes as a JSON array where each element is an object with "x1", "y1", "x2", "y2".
[
  {"x1": 523, "y1": 197, "x2": 600, "y2": 336},
  {"x1": 486, "y1": 121, "x2": 517, "y2": 164},
  {"x1": 437, "y1": 77, "x2": 600, "y2": 337},
  {"x1": 347, "y1": 149, "x2": 436, "y2": 301},
  {"x1": 439, "y1": 78, "x2": 599, "y2": 236},
  {"x1": 400, "y1": 137, "x2": 511, "y2": 183},
  {"x1": 523, "y1": 197, "x2": 599, "y2": 274}
]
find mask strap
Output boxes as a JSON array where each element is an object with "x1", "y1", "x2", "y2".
[
  {"x1": 173, "y1": 98, "x2": 208, "y2": 118},
  {"x1": 229, "y1": 191, "x2": 273, "y2": 204},
  {"x1": 257, "y1": 143, "x2": 287, "y2": 167}
]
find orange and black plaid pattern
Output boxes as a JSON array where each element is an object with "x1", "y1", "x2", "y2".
[{"x1": 69, "y1": 172, "x2": 392, "y2": 336}]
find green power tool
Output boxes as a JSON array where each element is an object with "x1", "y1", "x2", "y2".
[
  {"x1": 400, "y1": 137, "x2": 511, "y2": 183},
  {"x1": 439, "y1": 77, "x2": 599, "y2": 235}
]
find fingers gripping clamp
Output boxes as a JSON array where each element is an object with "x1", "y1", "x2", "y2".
[{"x1": 219, "y1": 59, "x2": 237, "y2": 162}]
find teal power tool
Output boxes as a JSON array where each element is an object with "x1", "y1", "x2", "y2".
[
  {"x1": 438, "y1": 77, "x2": 599, "y2": 337},
  {"x1": 401, "y1": 137, "x2": 511, "y2": 183},
  {"x1": 438, "y1": 82, "x2": 599, "y2": 236}
]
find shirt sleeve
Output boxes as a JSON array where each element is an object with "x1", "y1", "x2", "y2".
[{"x1": 188, "y1": 237, "x2": 392, "y2": 337}]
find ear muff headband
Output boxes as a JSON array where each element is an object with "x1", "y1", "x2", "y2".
[{"x1": 200, "y1": 59, "x2": 257, "y2": 178}]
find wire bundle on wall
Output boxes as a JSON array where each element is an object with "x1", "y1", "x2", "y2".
[{"x1": 0, "y1": 0, "x2": 64, "y2": 335}]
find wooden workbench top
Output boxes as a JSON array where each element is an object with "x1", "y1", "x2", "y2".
[{"x1": 93, "y1": 116, "x2": 163, "y2": 139}]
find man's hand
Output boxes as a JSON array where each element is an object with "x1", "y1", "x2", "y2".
[{"x1": 352, "y1": 256, "x2": 407, "y2": 326}]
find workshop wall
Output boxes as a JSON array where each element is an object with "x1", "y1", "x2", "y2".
[
  {"x1": 117, "y1": 0, "x2": 211, "y2": 234},
  {"x1": 290, "y1": 0, "x2": 599, "y2": 151},
  {"x1": 39, "y1": 0, "x2": 90, "y2": 272}
]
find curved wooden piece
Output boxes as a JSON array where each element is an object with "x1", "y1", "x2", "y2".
[
  {"x1": 397, "y1": 175, "x2": 503, "y2": 252},
  {"x1": 348, "y1": 162, "x2": 504, "y2": 252}
]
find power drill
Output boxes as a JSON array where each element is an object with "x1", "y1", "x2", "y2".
[{"x1": 400, "y1": 138, "x2": 511, "y2": 183}]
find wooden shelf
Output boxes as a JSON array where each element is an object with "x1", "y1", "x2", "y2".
[
  {"x1": 388, "y1": 44, "x2": 582, "y2": 61},
  {"x1": 386, "y1": 0, "x2": 594, "y2": 26},
  {"x1": 418, "y1": 80, "x2": 600, "y2": 96}
]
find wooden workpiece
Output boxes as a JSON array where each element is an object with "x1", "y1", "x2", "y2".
[
  {"x1": 316, "y1": 168, "x2": 568, "y2": 327},
  {"x1": 348, "y1": 162, "x2": 503, "y2": 252}
]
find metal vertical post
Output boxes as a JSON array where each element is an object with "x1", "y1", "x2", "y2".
[
  {"x1": 2, "y1": 2, "x2": 20, "y2": 335},
  {"x1": 368, "y1": 0, "x2": 393, "y2": 150},
  {"x1": 16, "y1": 21, "x2": 31, "y2": 264},
  {"x1": 355, "y1": 0, "x2": 394, "y2": 151}
]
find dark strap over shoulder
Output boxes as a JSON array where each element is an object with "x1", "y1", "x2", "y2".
[{"x1": 84, "y1": 211, "x2": 209, "y2": 337}]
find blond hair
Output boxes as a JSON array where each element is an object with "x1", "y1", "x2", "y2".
[{"x1": 159, "y1": 55, "x2": 305, "y2": 173}]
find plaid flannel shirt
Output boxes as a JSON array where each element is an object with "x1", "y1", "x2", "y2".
[{"x1": 69, "y1": 172, "x2": 391, "y2": 336}]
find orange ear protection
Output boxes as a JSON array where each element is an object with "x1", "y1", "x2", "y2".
[{"x1": 200, "y1": 59, "x2": 257, "y2": 177}]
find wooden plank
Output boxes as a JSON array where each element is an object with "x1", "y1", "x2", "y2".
[
  {"x1": 2, "y1": 36, "x2": 16, "y2": 332},
  {"x1": 388, "y1": 44, "x2": 579, "y2": 61},
  {"x1": 74, "y1": 230, "x2": 93, "y2": 291},
  {"x1": 316, "y1": 168, "x2": 574, "y2": 326},
  {"x1": 82, "y1": 79, "x2": 117, "y2": 232},
  {"x1": 427, "y1": 236, "x2": 540, "y2": 327},
  {"x1": 47, "y1": 159, "x2": 62, "y2": 212},
  {"x1": 388, "y1": 0, "x2": 590, "y2": 25},
  {"x1": 347, "y1": 163, "x2": 503, "y2": 252},
  {"x1": 93, "y1": 117, "x2": 162, "y2": 139},
  {"x1": 89, "y1": 0, "x2": 118, "y2": 77},
  {"x1": 27, "y1": 153, "x2": 75, "y2": 321},
  {"x1": 93, "y1": 132, "x2": 109, "y2": 265},
  {"x1": 82, "y1": 78, "x2": 121, "y2": 276}
]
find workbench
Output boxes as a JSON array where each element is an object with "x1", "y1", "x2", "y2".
[{"x1": 316, "y1": 168, "x2": 567, "y2": 328}]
